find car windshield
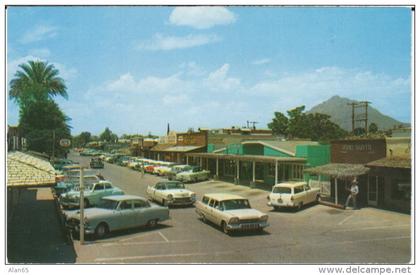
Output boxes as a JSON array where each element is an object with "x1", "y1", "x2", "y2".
[
  {"x1": 165, "y1": 182, "x2": 185, "y2": 189},
  {"x1": 273, "y1": 187, "x2": 292, "y2": 194},
  {"x1": 97, "y1": 199, "x2": 119, "y2": 210},
  {"x1": 221, "y1": 199, "x2": 251, "y2": 210}
]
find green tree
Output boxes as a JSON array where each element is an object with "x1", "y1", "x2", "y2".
[
  {"x1": 369, "y1": 123, "x2": 379, "y2": 133},
  {"x1": 72, "y1": 131, "x2": 91, "y2": 147},
  {"x1": 19, "y1": 100, "x2": 71, "y2": 157},
  {"x1": 100, "y1": 127, "x2": 117, "y2": 143},
  {"x1": 268, "y1": 112, "x2": 289, "y2": 136},
  {"x1": 268, "y1": 105, "x2": 347, "y2": 141},
  {"x1": 353, "y1": 127, "x2": 366, "y2": 136},
  {"x1": 9, "y1": 60, "x2": 67, "y2": 110}
]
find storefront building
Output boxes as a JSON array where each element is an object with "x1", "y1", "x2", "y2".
[
  {"x1": 305, "y1": 138, "x2": 388, "y2": 208},
  {"x1": 187, "y1": 140, "x2": 330, "y2": 187}
]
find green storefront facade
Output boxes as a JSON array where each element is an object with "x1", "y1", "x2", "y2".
[{"x1": 187, "y1": 140, "x2": 330, "y2": 186}]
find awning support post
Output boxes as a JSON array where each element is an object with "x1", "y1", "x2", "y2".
[
  {"x1": 251, "y1": 161, "x2": 256, "y2": 188},
  {"x1": 236, "y1": 160, "x2": 240, "y2": 184},
  {"x1": 334, "y1": 177, "x2": 338, "y2": 205},
  {"x1": 275, "y1": 161, "x2": 278, "y2": 185},
  {"x1": 215, "y1": 158, "x2": 219, "y2": 180}
]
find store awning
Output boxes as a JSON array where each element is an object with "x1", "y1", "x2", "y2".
[
  {"x1": 163, "y1": 146, "x2": 205, "y2": 153},
  {"x1": 7, "y1": 151, "x2": 56, "y2": 188},
  {"x1": 366, "y1": 157, "x2": 411, "y2": 169},
  {"x1": 186, "y1": 152, "x2": 306, "y2": 163},
  {"x1": 304, "y1": 163, "x2": 370, "y2": 179}
]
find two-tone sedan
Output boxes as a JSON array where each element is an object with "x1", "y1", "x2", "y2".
[
  {"x1": 59, "y1": 180, "x2": 124, "y2": 209},
  {"x1": 65, "y1": 195, "x2": 170, "y2": 239},
  {"x1": 146, "y1": 181, "x2": 196, "y2": 206},
  {"x1": 195, "y1": 193, "x2": 269, "y2": 234}
]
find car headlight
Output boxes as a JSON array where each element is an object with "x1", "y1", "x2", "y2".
[
  {"x1": 167, "y1": 194, "x2": 173, "y2": 201},
  {"x1": 260, "y1": 215, "x2": 269, "y2": 222},
  {"x1": 229, "y1": 217, "x2": 240, "y2": 224}
]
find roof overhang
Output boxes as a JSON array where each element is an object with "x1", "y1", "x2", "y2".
[
  {"x1": 186, "y1": 152, "x2": 306, "y2": 163},
  {"x1": 304, "y1": 163, "x2": 370, "y2": 179},
  {"x1": 241, "y1": 140, "x2": 295, "y2": 156}
]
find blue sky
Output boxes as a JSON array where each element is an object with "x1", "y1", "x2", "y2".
[{"x1": 7, "y1": 6, "x2": 412, "y2": 136}]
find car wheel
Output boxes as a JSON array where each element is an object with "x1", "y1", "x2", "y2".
[
  {"x1": 297, "y1": 202, "x2": 304, "y2": 210},
  {"x1": 316, "y1": 194, "x2": 321, "y2": 203},
  {"x1": 147, "y1": 219, "x2": 158, "y2": 228},
  {"x1": 84, "y1": 199, "x2": 90, "y2": 208},
  {"x1": 95, "y1": 223, "x2": 109, "y2": 239},
  {"x1": 199, "y1": 213, "x2": 207, "y2": 223},
  {"x1": 221, "y1": 221, "x2": 230, "y2": 235},
  {"x1": 162, "y1": 199, "x2": 168, "y2": 206},
  {"x1": 273, "y1": 206, "x2": 280, "y2": 211}
]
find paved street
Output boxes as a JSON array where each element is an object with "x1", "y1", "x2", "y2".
[{"x1": 69, "y1": 153, "x2": 412, "y2": 264}]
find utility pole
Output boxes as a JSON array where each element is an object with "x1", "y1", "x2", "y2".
[
  {"x1": 52, "y1": 129, "x2": 56, "y2": 161},
  {"x1": 79, "y1": 167, "x2": 85, "y2": 245},
  {"x1": 348, "y1": 101, "x2": 370, "y2": 135}
]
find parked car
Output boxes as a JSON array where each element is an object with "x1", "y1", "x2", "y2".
[
  {"x1": 59, "y1": 180, "x2": 124, "y2": 209},
  {"x1": 166, "y1": 165, "x2": 193, "y2": 180},
  {"x1": 176, "y1": 166, "x2": 210, "y2": 183},
  {"x1": 267, "y1": 182, "x2": 320, "y2": 210},
  {"x1": 52, "y1": 159, "x2": 78, "y2": 171},
  {"x1": 146, "y1": 181, "x2": 196, "y2": 206},
  {"x1": 195, "y1": 193, "x2": 269, "y2": 234},
  {"x1": 54, "y1": 174, "x2": 102, "y2": 196},
  {"x1": 90, "y1": 157, "x2": 104, "y2": 169},
  {"x1": 65, "y1": 195, "x2": 170, "y2": 239}
]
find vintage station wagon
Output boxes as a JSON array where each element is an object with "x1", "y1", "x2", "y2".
[
  {"x1": 195, "y1": 193, "x2": 269, "y2": 234},
  {"x1": 267, "y1": 182, "x2": 320, "y2": 210}
]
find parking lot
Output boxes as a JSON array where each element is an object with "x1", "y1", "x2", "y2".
[{"x1": 68, "y1": 153, "x2": 412, "y2": 264}]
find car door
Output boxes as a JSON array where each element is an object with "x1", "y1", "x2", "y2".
[
  {"x1": 293, "y1": 185, "x2": 305, "y2": 205},
  {"x1": 90, "y1": 183, "x2": 105, "y2": 205},
  {"x1": 132, "y1": 199, "x2": 150, "y2": 227},
  {"x1": 207, "y1": 199, "x2": 220, "y2": 224},
  {"x1": 114, "y1": 200, "x2": 135, "y2": 230}
]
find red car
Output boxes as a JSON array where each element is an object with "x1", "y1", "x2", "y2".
[{"x1": 144, "y1": 165, "x2": 157, "y2": 173}]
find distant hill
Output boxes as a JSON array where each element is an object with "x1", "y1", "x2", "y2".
[{"x1": 307, "y1": 96, "x2": 408, "y2": 131}]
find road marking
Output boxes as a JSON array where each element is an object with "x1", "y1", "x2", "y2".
[
  {"x1": 158, "y1": 231, "x2": 170, "y2": 243},
  {"x1": 338, "y1": 214, "x2": 354, "y2": 226},
  {"x1": 94, "y1": 250, "x2": 235, "y2": 263},
  {"x1": 101, "y1": 239, "x2": 195, "y2": 247},
  {"x1": 337, "y1": 235, "x2": 410, "y2": 245},
  {"x1": 331, "y1": 224, "x2": 410, "y2": 233}
]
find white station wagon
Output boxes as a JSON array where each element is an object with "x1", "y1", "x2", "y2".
[
  {"x1": 267, "y1": 182, "x2": 320, "y2": 210},
  {"x1": 195, "y1": 193, "x2": 269, "y2": 234}
]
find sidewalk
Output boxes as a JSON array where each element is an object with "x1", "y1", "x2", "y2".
[{"x1": 7, "y1": 187, "x2": 76, "y2": 263}]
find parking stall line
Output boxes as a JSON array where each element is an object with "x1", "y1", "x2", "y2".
[
  {"x1": 94, "y1": 250, "x2": 236, "y2": 263},
  {"x1": 337, "y1": 214, "x2": 354, "y2": 226},
  {"x1": 331, "y1": 224, "x2": 410, "y2": 233},
  {"x1": 101, "y1": 239, "x2": 196, "y2": 247},
  {"x1": 158, "y1": 231, "x2": 170, "y2": 243}
]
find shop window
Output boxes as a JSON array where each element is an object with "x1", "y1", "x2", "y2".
[
  {"x1": 391, "y1": 179, "x2": 411, "y2": 200},
  {"x1": 223, "y1": 160, "x2": 236, "y2": 176}
]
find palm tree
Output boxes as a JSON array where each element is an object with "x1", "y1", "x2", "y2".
[{"x1": 9, "y1": 60, "x2": 68, "y2": 108}]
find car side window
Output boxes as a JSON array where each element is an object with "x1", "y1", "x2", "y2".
[
  {"x1": 209, "y1": 199, "x2": 215, "y2": 208},
  {"x1": 94, "y1": 183, "x2": 104, "y2": 191},
  {"x1": 202, "y1": 196, "x2": 209, "y2": 204},
  {"x1": 104, "y1": 183, "x2": 112, "y2": 189},
  {"x1": 133, "y1": 200, "x2": 150, "y2": 208},
  {"x1": 119, "y1": 201, "x2": 132, "y2": 210},
  {"x1": 294, "y1": 186, "x2": 304, "y2": 194},
  {"x1": 304, "y1": 185, "x2": 310, "y2": 191},
  {"x1": 213, "y1": 200, "x2": 220, "y2": 209}
]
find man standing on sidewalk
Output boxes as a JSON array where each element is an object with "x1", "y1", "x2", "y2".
[{"x1": 345, "y1": 178, "x2": 359, "y2": 210}]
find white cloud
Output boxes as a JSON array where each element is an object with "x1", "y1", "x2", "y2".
[
  {"x1": 252, "y1": 58, "x2": 271, "y2": 65},
  {"x1": 169, "y1": 7, "x2": 236, "y2": 29},
  {"x1": 19, "y1": 24, "x2": 58, "y2": 44},
  {"x1": 137, "y1": 33, "x2": 220, "y2": 51},
  {"x1": 179, "y1": 61, "x2": 206, "y2": 77},
  {"x1": 70, "y1": 65, "x2": 410, "y2": 135},
  {"x1": 205, "y1": 64, "x2": 241, "y2": 91}
]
